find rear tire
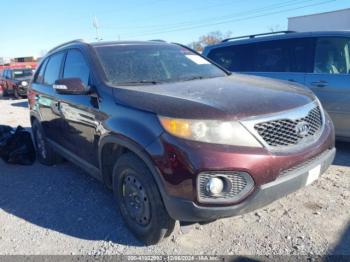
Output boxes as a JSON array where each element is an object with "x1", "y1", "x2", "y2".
[
  {"x1": 3, "y1": 88, "x2": 8, "y2": 97},
  {"x1": 112, "y1": 153, "x2": 175, "y2": 245},
  {"x1": 32, "y1": 120, "x2": 62, "y2": 166}
]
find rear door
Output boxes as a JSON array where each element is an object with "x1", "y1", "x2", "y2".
[
  {"x1": 305, "y1": 37, "x2": 350, "y2": 138},
  {"x1": 31, "y1": 52, "x2": 65, "y2": 144},
  {"x1": 3, "y1": 70, "x2": 11, "y2": 93}
]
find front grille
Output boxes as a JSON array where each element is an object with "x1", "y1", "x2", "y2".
[
  {"x1": 197, "y1": 172, "x2": 254, "y2": 204},
  {"x1": 254, "y1": 106, "x2": 322, "y2": 148}
]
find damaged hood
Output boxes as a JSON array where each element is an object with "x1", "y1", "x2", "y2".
[{"x1": 112, "y1": 74, "x2": 315, "y2": 120}]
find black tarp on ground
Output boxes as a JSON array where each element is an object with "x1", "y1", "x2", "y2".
[{"x1": 0, "y1": 125, "x2": 35, "y2": 165}]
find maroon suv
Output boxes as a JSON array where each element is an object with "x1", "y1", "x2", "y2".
[
  {"x1": 0, "y1": 68, "x2": 33, "y2": 98},
  {"x1": 28, "y1": 40, "x2": 335, "y2": 245}
]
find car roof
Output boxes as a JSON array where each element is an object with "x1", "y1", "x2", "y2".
[
  {"x1": 48, "y1": 39, "x2": 174, "y2": 55},
  {"x1": 90, "y1": 40, "x2": 170, "y2": 47},
  {"x1": 203, "y1": 30, "x2": 350, "y2": 52}
]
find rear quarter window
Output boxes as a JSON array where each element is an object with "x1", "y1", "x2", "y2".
[
  {"x1": 207, "y1": 44, "x2": 253, "y2": 72},
  {"x1": 33, "y1": 59, "x2": 49, "y2": 84}
]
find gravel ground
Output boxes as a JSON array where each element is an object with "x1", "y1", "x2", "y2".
[{"x1": 0, "y1": 98, "x2": 349, "y2": 256}]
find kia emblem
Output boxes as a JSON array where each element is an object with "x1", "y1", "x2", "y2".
[{"x1": 295, "y1": 121, "x2": 310, "y2": 137}]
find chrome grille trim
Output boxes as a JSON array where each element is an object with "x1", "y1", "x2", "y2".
[{"x1": 241, "y1": 101, "x2": 325, "y2": 152}]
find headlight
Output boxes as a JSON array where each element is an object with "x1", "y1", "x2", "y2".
[
  {"x1": 158, "y1": 116, "x2": 262, "y2": 147},
  {"x1": 21, "y1": 81, "x2": 28, "y2": 87}
]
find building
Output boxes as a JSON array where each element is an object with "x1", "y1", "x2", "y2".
[
  {"x1": 0, "y1": 56, "x2": 37, "y2": 70},
  {"x1": 0, "y1": 57, "x2": 11, "y2": 65},
  {"x1": 288, "y1": 8, "x2": 350, "y2": 32}
]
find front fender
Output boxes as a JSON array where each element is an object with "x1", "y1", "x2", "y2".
[
  {"x1": 98, "y1": 111, "x2": 165, "y2": 186},
  {"x1": 102, "y1": 114, "x2": 163, "y2": 148}
]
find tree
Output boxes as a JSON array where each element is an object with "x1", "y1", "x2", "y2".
[{"x1": 188, "y1": 31, "x2": 232, "y2": 52}]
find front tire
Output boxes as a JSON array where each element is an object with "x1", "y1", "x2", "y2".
[
  {"x1": 113, "y1": 153, "x2": 175, "y2": 245},
  {"x1": 14, "y1": 88, "x2": 20, "y2": 99},
  {"x1": 32, "y1": 120, "x2": 62, "y2": 165}
]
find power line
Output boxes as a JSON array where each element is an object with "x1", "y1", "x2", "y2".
[
  {"x1": 131, "y1": 0, "x2": 336, "y2": 37},
  {"x1": 102, "y1": 0, "x2": 244, "y2": 30},
  {"x1": 102, "y1": 0, "x2": 318, "y2": 34}
]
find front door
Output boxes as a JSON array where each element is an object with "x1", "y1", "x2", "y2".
[{"x1": 57, "y1": 49, "x2": 101, "y2": 167}]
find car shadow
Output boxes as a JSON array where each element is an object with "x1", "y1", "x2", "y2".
[
  {"x1": 10, "y1": 100, "x2": 28, "y2": 108},
  {"x1": 0, "y1": 137, "x2": 348, "y2": 248},
  {"x1": 334, "y1": 141, "x2": 350, "y2": 167},
  {"x1": 329, "y1": 222, "x2": 350, "y2": 256},
  {"x1": 0, "y1": 160, "x2": 143, "y2": 246}
]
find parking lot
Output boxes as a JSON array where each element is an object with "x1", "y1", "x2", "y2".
[{"x1": 0, "y1": 97, "x2": 349, "y2": 256}]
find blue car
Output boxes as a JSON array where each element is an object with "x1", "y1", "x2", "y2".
[{"x1": 203, "y1": 31, "x2": 350, "y2": 140}]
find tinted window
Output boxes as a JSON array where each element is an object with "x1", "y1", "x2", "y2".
[
  {"x1": 34, "y1": 59, "x2": 49, "y2": 83},
  {"x1": 13, "y1": 69, "x2": 33, "y2": 78},
  {"x1": 314, "y1": 37, "x2": 350, "y2": 74},
  {"x1": 95, "y1": 44, "x2": 226, "y2": 85},
  {"x1": 207, "y1": 39, "x2": 313, "y2": 73},
  {"x1": 43, "y1": 52, "x2": 64, "y2": 85},
  {"x1": 207, "y1": 44, "x2": 253, "y2": 72},
  {"x1": 63, "y1": 50, "x2": 90, "y2": 86},
  {"x1": 253, "y1": 40, "x2": 290, "y2": 72},
  {"x1": 288, "y1": 38, "x2": 314, "y2": 73}
]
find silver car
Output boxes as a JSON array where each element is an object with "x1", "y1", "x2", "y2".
[{"x1": 203, "y1": 31, "x2": 350, "y2": 140}]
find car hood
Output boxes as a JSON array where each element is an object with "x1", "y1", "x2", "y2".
[{"x1": 112, "y1": 74, "x2": 315, "y2": 120}]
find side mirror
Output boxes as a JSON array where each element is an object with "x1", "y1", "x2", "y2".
[{"x1": 53, "y1": 78, "x2": 89, "y2": 95}]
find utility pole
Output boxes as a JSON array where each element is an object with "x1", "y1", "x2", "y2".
[{"x1": 93, "y1": 16, "x2": 102, "y2": 41}]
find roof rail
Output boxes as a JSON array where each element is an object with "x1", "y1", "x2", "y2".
[
  {"x1": 149, "y1": 39, "x2": 167, "y2": 42},
  {"x1": 221, "y1": 31, "x2": 295, "y2": 42},
  {"x1": 48, "y1": 39, "x2": 86, "y2": 54}
]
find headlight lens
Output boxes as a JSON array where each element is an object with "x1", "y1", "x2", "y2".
[
  {"x1": 158, "y1": 116, "x2": 262, "y2": 147},
  {"x1": 21, "y1": 81, "x2": 28, "y2": 87}
]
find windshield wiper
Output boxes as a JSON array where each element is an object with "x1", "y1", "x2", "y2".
[
  {"x1": 116, "y1": 80, "x2": 162, "y2": 85},
  {"x1": 182, "y1": 76, "x2": 206, "y2": 82}
]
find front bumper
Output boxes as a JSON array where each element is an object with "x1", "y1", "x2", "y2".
[
  {"x1": 16, "y1": 86, "x2": 28, "y2": 96},
  {"x1": 163, "y1": 147, "x2": 335, "y2": 222}
]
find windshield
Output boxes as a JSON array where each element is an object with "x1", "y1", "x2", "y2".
[
  {"x1": 94, "y1": 44, "x2": 227, "y2": 85},
  {"x1": 13, "y1": 69, "x2": 33, "y2": 79}
]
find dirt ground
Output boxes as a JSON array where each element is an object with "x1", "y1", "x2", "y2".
[{"x1": 0, "y1": 98, "x2": 349, "y2": 256}]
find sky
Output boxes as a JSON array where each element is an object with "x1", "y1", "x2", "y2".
[{"x1": 0, "y1": 0, "x2": 348, "y2": 58}]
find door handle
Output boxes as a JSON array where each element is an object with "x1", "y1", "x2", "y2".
[
  {"x1": 288, "y1": 79, "x2": 296, "y2": 83},
  {"x1": 310, "y1": 80, "x2": 328, "y2": 88}
]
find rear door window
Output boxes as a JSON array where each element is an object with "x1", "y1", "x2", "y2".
[
  {"x1": 43, "y1": 52, "x2": 64, "y2": 85},
  {"x1": 314, "y1": 37, "x2": 350, "y2": 74},
  {"x1": 288, "y1": 38, "x2": 314, "y2": 73},
  {"x1": 252, "y1": 40, "x2": 290, "y2": 72}
]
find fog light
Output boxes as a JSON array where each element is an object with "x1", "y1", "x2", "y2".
[{"x1": 206, "y1": 177, "x2": 224, "y2": 195}]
